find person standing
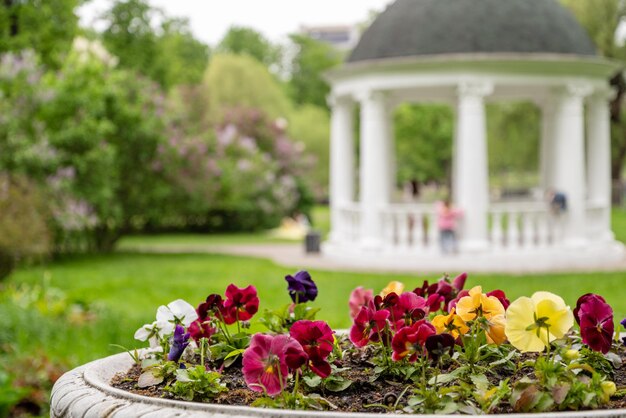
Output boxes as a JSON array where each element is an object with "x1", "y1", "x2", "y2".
[{"x1": 436, "y1": 199, "x2": 463, "y2": 255}]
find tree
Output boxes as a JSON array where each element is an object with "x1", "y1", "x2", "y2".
[
  {"x1": 288, "y1": 105, "x2": 330, "y2": 198},
  {"x1": 288, "y1": 34, "x2": 342, "y2": 109},
  {"x1": 394, "y1": 104, "x2": 454, "y2": 188},
  {"x1": 487, "y1": 102, "x2": 540, "y2": 188},
  {"x1": 560, "y1": 0, "x2": 626, "y2": 199},
  {"x1": 101, "y1": 0, "x2": 209, "y2": 90},
  {"x1": 0, "y1": 0, "x2": 79, "y2": 68},
  {"x1": 203, "y1": 53, "x2": 292, "y2": 121},
  {"x1": 218, "y1": 26, "x2": 281, "y2": 70}
]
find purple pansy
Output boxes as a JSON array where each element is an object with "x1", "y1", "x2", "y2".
[
  {"x1": 168, "y1": 324, "x2": 190, "y2": 362},
  {"x1": 285, "y1": 271, "x2": 318, "y2": 303}
]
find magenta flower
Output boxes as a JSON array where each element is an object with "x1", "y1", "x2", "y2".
[
  {"x1": 486, "y1": 289, "x2": 510, "y2": 310},
  {"x1": 290, "y1": 320, "x2": 334, "y2": 378},
  {"x1": 242, "y1": 334, "x2": 305, "y2": 396},
  {"x1": 391, "y1": 319, "x2": 436, "y2": 362},
  {"x1": 452, "y1": 272, "x2": 467, "y2": 292},
  {"x1": 390, "y1": 292, "x2": 427, "y2": 329},
  {"x1": 285, "y1": 271, "x2": 318, "y2": 303},
  {"x1": 188, "y1": 319, "x2": 216, "y2": 343},
  {"x1": 349, "y1": 286, "x2": 374, "y2": 319},
  {"x1": 349, "y1": 305, "x2": 390, "y2": 348},
  {"x1": 167, "y1": 325, "x2": 190, "y2": 362},
  {"x1": 575, "y1": 294, "x2": 614, "y2": 354},
  {"x1": 222, "y1": 284, "x2": 259, "y2": 324}
]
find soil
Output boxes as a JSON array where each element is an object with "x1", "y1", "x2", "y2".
[{"x1": 111, "y1": 338, "x2": 626, "y2": 414}]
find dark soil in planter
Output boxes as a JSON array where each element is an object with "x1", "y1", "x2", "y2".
[{"x1": 111, "y1": 340, "x2": 626, "y2": 414}]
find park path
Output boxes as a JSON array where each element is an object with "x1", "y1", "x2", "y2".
[{"x1": 122, "y1": 242, "x2": 626, "y2": 274}]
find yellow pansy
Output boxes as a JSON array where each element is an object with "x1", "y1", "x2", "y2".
[
  {"x1": 485, "y1": 314, "x2": 507, "y2": 345},
  {"x1": 432, "y1": 308, "x2": 469, "y2": 338},
  {"x1": 504, "y1": 291, "x2": 574, "y2": 353},
  {"x1": 380, "y1": 281, "x2": 404, "y2": 297},
  {"x1": 455, "y1": 286, "x2": 505, "y2": 322}
]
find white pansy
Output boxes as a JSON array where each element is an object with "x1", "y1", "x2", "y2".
[
  {"x1": 135, "y1": 299, "x2": 197, "y2": 345},
  {"x1": 134, "y1": 321, "x2": 166, "y2": 348},
  {"x1": 155, "y1": 299, "x2": 198, "y2": 333}
]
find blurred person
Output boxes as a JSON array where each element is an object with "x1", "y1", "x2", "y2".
[{"x1": 436, "y1": 198, "x2": 463, "y2": 255}]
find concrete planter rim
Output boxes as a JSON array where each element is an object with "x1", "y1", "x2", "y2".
[{"x1": 51, "y1": 350, "x2": 626, "y2": 418}]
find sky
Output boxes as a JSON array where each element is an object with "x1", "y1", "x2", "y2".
[{"x1": 78, "y1": 0, "x2": 394, "y2": 45}]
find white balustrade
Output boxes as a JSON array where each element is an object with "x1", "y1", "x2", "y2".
[{"x1": 337, "y1": 200, "x2": 602, "y2": 253}]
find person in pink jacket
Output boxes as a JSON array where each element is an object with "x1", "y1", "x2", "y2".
[{"x1": 436, "y1": 199, "x2": 463, "y2": 254}]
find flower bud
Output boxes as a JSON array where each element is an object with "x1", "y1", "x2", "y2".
[
  {"x1": 601, "y1": 381, "x2": 616, "y2": 399},
  {"x1": 564, "y1": 349, "x2": 580, "y2": 360}
]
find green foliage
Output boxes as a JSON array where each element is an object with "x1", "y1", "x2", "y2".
[
  {"x1": 0, "y1": 0, "x2": 79, "y2": 68},
  {"x1": 261, "y1": 303, "x2": 320, "y2": 333},
  {"x1": 218, "y1": 26, "x2": 281, "y2": 69},
  {"x1": 164, "y1": 366, "x2": 226, "y2": 402},
  {"x1": 203, "y1": 53, "x2": 292, "y2": 120},
  {"x1": 487, "y1": 102, "x2": 540, "y2": 180},
  {"x1": 101, "y1": 0, "x2": 209, "y2": 90},
  {"x1": 0, "y1": 175, "x2": 50, "y2": 279},
  {"x1": 288, "y1": 105, "x2": 330, "y2": 199},
  {"x1": 394, "y1": 104, "x2": 453, "y2": 185},
  {"x1": 288, "y1": 34, "x2": 341, "y2": 109}
]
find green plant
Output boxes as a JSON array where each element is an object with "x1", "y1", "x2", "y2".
[{"x1": 164, "y1": 366, "x2": 226, "y2": 402}]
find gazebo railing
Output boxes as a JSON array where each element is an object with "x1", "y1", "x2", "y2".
[
  {"x1": 488, "y1": 202, "x2": 560, "y2": 250},
  {"x1": 381, "y1": 204, "x2": 439, "y2": 251},
  {"x1": 336, "y1": 201, "x2": 603, "y2": 252},
  {"x1": 336, "y1": 203, "x2": 361, "y2": 242}
]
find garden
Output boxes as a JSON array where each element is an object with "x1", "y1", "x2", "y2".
[{"x1": 3, "y1": 0, "x2": 626, "y2": 417}]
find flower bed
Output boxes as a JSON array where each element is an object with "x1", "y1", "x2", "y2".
[{"x1": 98, "y1": 273, "x2": 626, "y2": 413}]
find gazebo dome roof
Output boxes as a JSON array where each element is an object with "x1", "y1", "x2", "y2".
[{"x1": 348, "y1": 0, "x2": 597, "y2": 63}]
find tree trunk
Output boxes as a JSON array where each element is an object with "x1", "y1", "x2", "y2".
[{"x1": 4, "y1": 0, "x2": 19, "y2": 37}]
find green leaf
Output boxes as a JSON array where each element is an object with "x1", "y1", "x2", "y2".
[
  {"x1": 303, "y1": 374, "x2": 322, "y2": 388},
  {"x1": 224, "y1": 348, "x2": 245, "y2": 360},
  {"x1": 324, "y1": 377, "x2": 352, "y2": 392}
]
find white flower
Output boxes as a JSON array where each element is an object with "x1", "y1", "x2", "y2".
[
  {"x1": 155, "y1": 299, "x2": 198, "y2": 335},
  {"x1": 134, "y1": 321, "x2": 167, "y2": 348}
]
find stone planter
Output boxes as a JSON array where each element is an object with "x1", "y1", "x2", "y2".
[{"x1": 51, "y1": 351, "x2": 626, "y2": 418}]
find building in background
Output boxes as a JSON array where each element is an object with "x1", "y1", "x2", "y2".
[{"x1": 300, "y1": 25, "x2": 360, "y2": 50}]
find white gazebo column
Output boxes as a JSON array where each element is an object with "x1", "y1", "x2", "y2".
[
  {"x1": 586, "y1": 90, "x2": 614, "y2": 242},
  {"x1": 539, "y1": 99, "x2": 556, "y2": 191},
  {"x1": 452, "y1": 82, "x2": 493, "y2": 251},
  {"x1": 328, "y1": 95, "x2": 355, "y2": 244},
  {"x1": 551, "y1": 84, "x2": 592, "y2": 247},
  {"x1": 358, "y1": 90, "x2": 389, "y2": 250}
]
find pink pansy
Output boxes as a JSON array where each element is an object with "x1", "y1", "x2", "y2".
[
  {"x1": 486, "y1": 289, "x2": 510, "y2": 310},
  {"x1": 390, "y1": 292, "x2": 427, "y2": 329},
  {"x1": 391, "y1": 319, "x2": 437, "y2": 362},
  {"x1": 349, "y1": 305, "x2": 390, "y2": 348},
  {"x1": 222, "y1": 284, "x2": 259, "y2": 324},
  {"x1": 452, "y1": 272, "x2": 467, "y2": 292},
  {"x1": 242, "y1": 334, "x2": 305, "y2": 396},
  {"x1": 575, "y1": 294, "x2": 614, "y2": 354},
  {"x1": 290, "y1": 320, "x2": 334, "y2": 377},
  {"x1": 349, "y1": 287, "x2": 374, "y2": 319},
  {"x1": 426, "y1": 293, "x2": 445, "y2": 313}
]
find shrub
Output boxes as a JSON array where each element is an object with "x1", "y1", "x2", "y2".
[{"x1": 0, "y1": 175, "x2": 50, "y2": 279}]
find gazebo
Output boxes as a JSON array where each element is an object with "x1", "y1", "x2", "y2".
[{"x1": 325, "y1": 0, "x2": 625, "y2": 271}]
